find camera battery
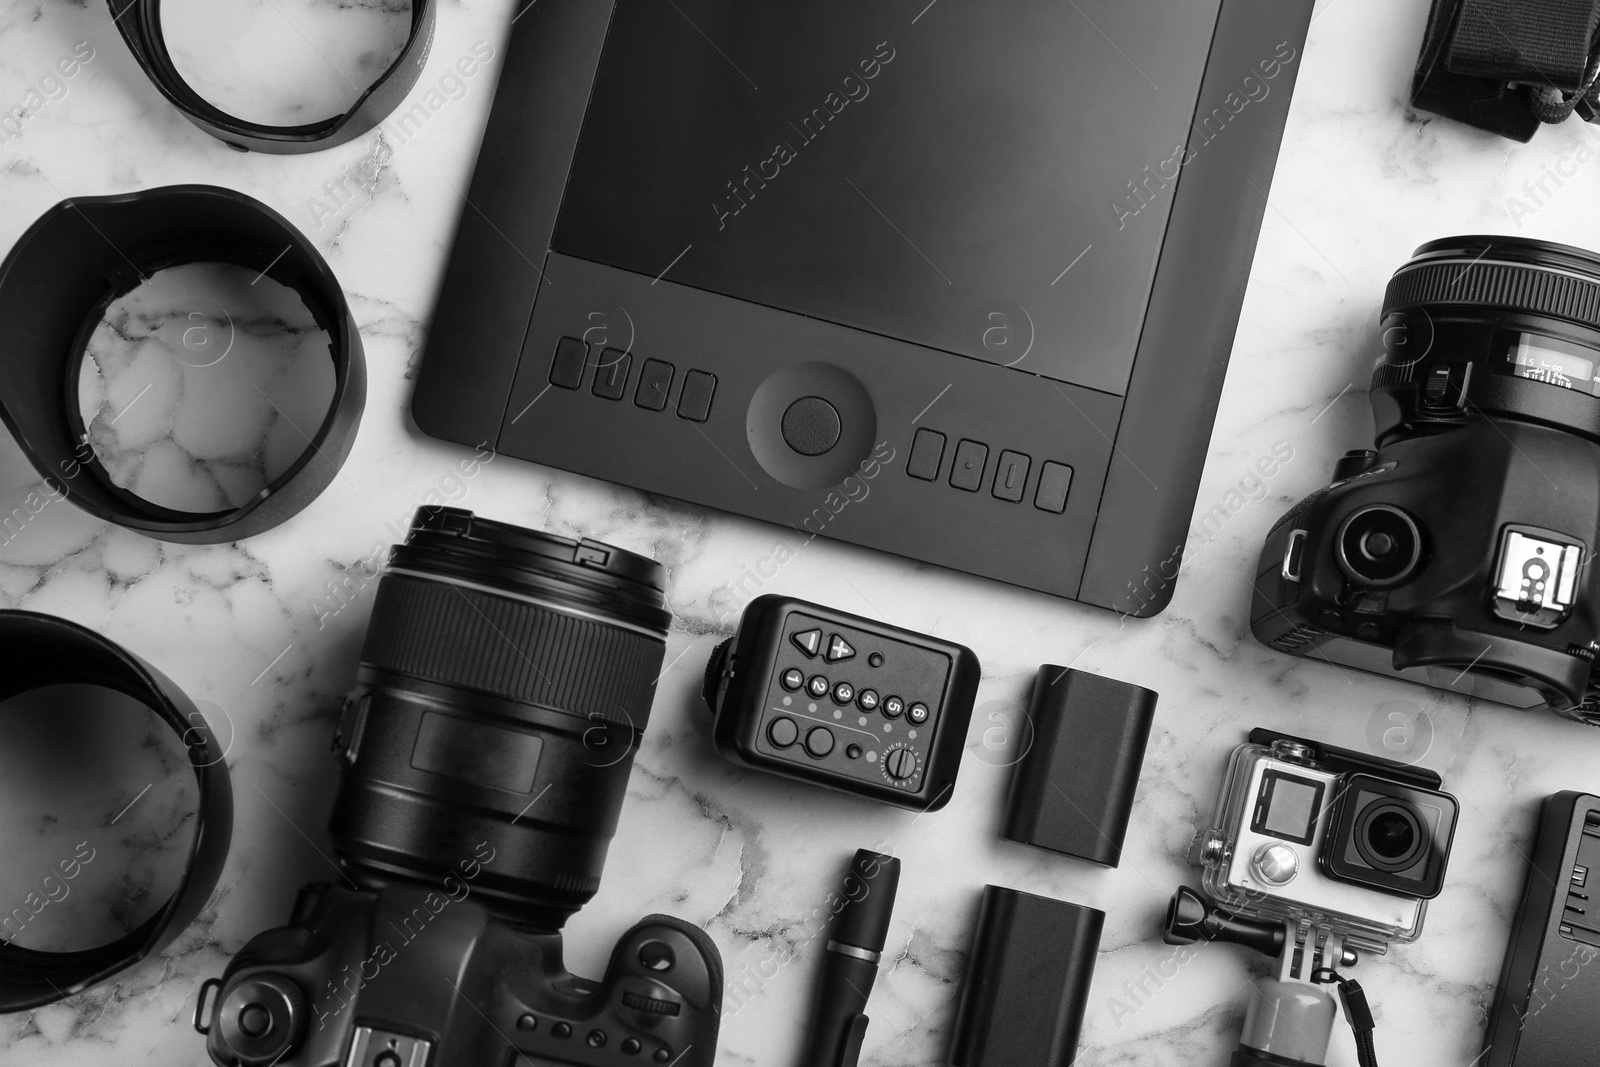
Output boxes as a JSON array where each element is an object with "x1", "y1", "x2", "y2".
[{"x1": 1001, "y1": 666, "x2": 1158, "y2": 867}]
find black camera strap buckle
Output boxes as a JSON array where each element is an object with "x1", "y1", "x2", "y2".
[{"x1": 1412, "y1": 0, "x2": 1600, "y2": 140}]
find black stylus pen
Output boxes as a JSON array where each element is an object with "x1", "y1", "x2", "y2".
[{"x1": 799, "y1": 849, "x2": 901, "y2": 1067}]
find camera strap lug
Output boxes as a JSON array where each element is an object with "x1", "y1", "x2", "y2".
[{"x1": 194, "y1": 976, "x2": 222, "y2": 1035}]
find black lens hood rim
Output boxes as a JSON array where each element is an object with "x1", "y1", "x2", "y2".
[
  {"x1": 0, "y1": 185, "x2": 366, "y2": 544},
  {"x1": 107, "y1": 0, "x2": 437, "y2": 154},
  {"x1": 0, "y1": 610, "x2": 232, "y2": 1012},
  {"x1": 389, "y1": 507, "x2": 673, "y2": 633}
]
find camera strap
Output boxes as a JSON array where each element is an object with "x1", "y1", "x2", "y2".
[
  {"x1": 106, "y1": 0, "x2": 436, "y2": 153},
  {"x1": 1412, "y1": 0, "x2": 1600, "y2": 141},
  {"x1": 1316, "y1": 969, "x2": 1380, "y2": 1067}
]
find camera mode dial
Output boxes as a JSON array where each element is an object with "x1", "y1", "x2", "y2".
[{"x1": 212, "y1": 974, "x2": 306, "y2": 1066}]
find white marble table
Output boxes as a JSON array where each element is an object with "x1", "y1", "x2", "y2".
[{"x1": 2, "y1": 1, "x2": 1598, "y2": 1064}]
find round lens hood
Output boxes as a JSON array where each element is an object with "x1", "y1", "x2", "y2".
[
  {"x1": 107, "y1": 0, "x2": 437, "y2": 154},
  {"x1": 0, "y1": 611, "x2": 232, "y2": 1012},
  {"x1": 0, "y1": 186, "x2": 365, "y2": 543}
]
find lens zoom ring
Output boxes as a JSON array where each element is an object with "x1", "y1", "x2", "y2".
[
  {"x1": 361, "y1": 574, "x2": 665, "y2": 725},
  {"x1": 1383, "y1": 261, "x2": 1600, "y2": 327}
]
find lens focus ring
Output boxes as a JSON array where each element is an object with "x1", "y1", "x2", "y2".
[
  {"x1": 1383, "y1": 244, "x2": 1600, "y2": 328},
  {"x1": 361, "y1": 573, "x2": 665, "y2": 726}
]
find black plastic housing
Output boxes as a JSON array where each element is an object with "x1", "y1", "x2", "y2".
[{"x1": 703, "y1": 594, "x2": 979, "y2": 811}]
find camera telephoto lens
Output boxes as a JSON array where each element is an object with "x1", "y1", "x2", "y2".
[
  {"x1": 327, "y1": 507, "x2": 671, "y2": 931},
  {"x1": 1354, "y1": 800, "x2": 1425, "y2": 873}
]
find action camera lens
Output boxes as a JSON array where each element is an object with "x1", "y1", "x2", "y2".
[
  {"x1": 1336, "y1": 505, "x2": 1423, "y2": 587},
  {"x1": 1366, "y1": 809, "x2": 1416, "y2": 859},
  {"x1": 1353, "y1": 799, "x2": 1427, "y2": 873}
]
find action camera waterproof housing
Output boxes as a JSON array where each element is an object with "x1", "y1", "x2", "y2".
[
  {"x1": 1188, "y1": 731, "x2": 1458, "y2": 954},
  {"x1": 1253, "y1": 236, "x2": 1600, "y2": 724},
  {"x1": 1166, "y1": 729, "x2": 1459, "y2": 1067}
]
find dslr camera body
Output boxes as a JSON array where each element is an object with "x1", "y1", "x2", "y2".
[
  {"x1": 199, "y1": 883, "x2": 721, "y2": 1067},
  {"x1": 196, "y1": 510, "x2": 723, "y2": 1067},
  {"x1": 1165, "y1": 730, "x2": 1458, "y2": 1067},
  {"x1": 1253, "y1": 236, "x2": 1600, "y2": 723}
]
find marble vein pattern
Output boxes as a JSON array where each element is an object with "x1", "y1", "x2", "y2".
[{"x1": 0, "y1": 1, "x2": 1598, "y2": 1065}]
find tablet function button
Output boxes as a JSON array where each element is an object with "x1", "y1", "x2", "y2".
[
  {"x1": 593, "y1": 351, "x2": 631, "y2": 400},
  {"x1": 678, "y1": 370, "x2": 717, "y2": 421},
  {"x1": 993, "y1": 450, "x2": 1030, "y2": 502},
  {"x1": 635, "y1": 358, "x2": 674, "y2": 410},
  {"x1": 1035, "y1": 462, "x2": 1074, "y2": 513},
  {"x1": 907, "y1": 428, "x2": 946, "y2": 480},
  {"x1": 949, "y1": 440, "x2": 989, "y2": 491},
  {"x1": 550, "y1": 337, "x2": 587, "y2": 389}
]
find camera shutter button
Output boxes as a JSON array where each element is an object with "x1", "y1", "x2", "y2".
[{"x1": 1251, "y1": 842, "x2": 1299, "y2": 886}]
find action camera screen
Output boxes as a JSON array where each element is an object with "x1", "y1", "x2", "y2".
[{"x1": 1253, "y1": 770, "x2": 1325, "y2": 845}]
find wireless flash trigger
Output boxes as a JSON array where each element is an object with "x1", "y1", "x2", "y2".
[{"x1": 703, "y1": 595, "x2": 979, "y2": 811}]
